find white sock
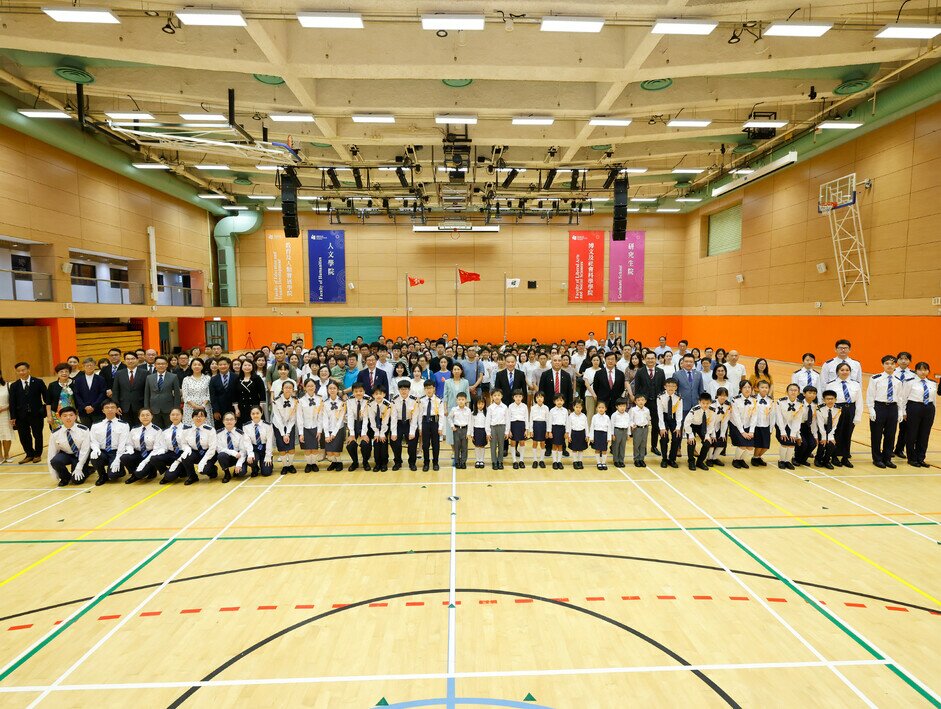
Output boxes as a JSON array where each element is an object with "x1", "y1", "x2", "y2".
[{"x1": 475, "y1": 448, "x2": 484, "y2": 463}]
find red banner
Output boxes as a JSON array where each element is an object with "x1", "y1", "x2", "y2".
[{"x1": 568, "y1": 230, "x2": 604, "y2": 302}]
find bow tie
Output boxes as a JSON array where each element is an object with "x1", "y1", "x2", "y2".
[
  {"x1": 282, "y1": 401, "x2": 291, "y2": 407},
  {"x1": 759, "y1": 398, "x2": 767, "y2": 405},
  {"x1": 787, "y1": 403, "x2": 796, "y2": 411},
  {"x1": 330, "y1": 402, "x2": 338, "y2": 410}
]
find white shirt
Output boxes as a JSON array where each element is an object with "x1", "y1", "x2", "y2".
[
  {"x1": 508, "y1": 401, "x2": 529, "y2": 423},
  {"x1": 657, "y1": 392, "x2": 684, "y2": 431},
  {"x1": 791, "y1": 367, "x2": 821, "y2": 391},
  {"x1": 298, "y1": 394, "x2": 323, "y2": 429},
  {"x1": 125, "y1": 424, "x2": 165, "y2": 457},
  {"x1": 449, "y1": 405, "x2": 472, "y2": 428},
  {"x1": 753, "y1": 396, "x2": 775, "y2": 427},
  {"x1": 90, "y1": 417, "x2": 130, "y2": 456},
  {"x1": 585, "y1": 339, "x2": 599, "y2": 349},
  {"x1": 820, "y1": 356, "x2": 862, "y2": 386},
  {"x1": 182, "y1": 423, "x2": 217, "y2": 471},
  {"x1": 485, "y1": 402, "x2": 508, "y2": 434},
  {"x1": 774, "y1": 397, "x2": 805, "y2": 437},
  {"x1": 366, "y1": 398, "x2": 393, "y2": 437},
  {"x1": 346, "y1": 396, "x2": 370, "y2": 433},
  {"x1": 272, "y1": 395, "x2": 298, "y2": 434},
  {"x1": 571, "y1": 352, "x2": 586, "y2": 372},
  {"x1": 615, "y1": 358, "x2": 631, "y2": 374},
  {"x1": 865, "y1": 373, "x2": 904, "y2": 421},
  {"x1": 241, "y1": 421, "x2": 275, "y2": 462},
  {"x1": 589, "y1": 412, "x2": 612, "y2": 437},
  {"x1": 528, "y1": 403, "x2": 549, "y2": 430},
  {"x1": 629, "y1": 406, "x2": 651, "y2": 428},
  {"x1": 320, "y1": 399, "x2": 346, "y2": 439},
  {"x1": 413, "y1": 395, "x2": 445, "y2": 436},
  {"x1": 610, "y1": 409, "x2": 632, "y2": 430},
  {"x1": 47, "y1": 423, "x2": 91, "y2": 479},
  {"x1": 566, "y1": 411, "x2": 587, "y2": 434},
  {"x1": 725, "y1": 363, "x2": 747, "y2": 396},
  {"x1": 548, "y1": 405, "x2": 568, "y2": 427},
  {"x1": 658, "y1": 363, "x2": 676, "y2": 379},
  {"x1": 902, "y1": 377, "x2": 937, "y2": 405}
]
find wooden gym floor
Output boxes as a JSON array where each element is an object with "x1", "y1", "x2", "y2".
[{"x1": 0, "y1": 360, "x2": 938, "y2": 708}]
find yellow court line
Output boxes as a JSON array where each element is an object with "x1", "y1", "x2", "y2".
[
  {"x1": 713, "y1": 469, "x2": 941, "y2": 607},
  {"x1": 0, "y1": 485, "x2": 170, "y2": 589}
]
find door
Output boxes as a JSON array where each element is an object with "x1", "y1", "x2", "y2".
[
  {"x1": 606, "y1": 319, "x2": 627, "y2": 341},
  {"x1": 205, "y1": 321, "x2": 229, "y2": 351},
  {"x1": 312, "y1": 317, "x2": 382, "y2": 346},
  {"x1": 158, "y1": 321, "x2": 171, "y2": 353}
]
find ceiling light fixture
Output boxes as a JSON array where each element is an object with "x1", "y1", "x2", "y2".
[
  {"x1": 181, "y1": 123, "x2": 230, "y2": 128},
  {"x1": 657, "y1": 208, "x2": 681, "y2": 212},
  {"x1": 818, "y1": 120, "x2": 863, "y2": 129},
  {"x1": 620, "y1": 167, "x2": 648, "y2": 174},
  {"x1": 435, "y1": 114, "x2": 478, "y2": 124},
  {"x1": 875, "y1": 23, "x2": 941, "y2": 39},
  {"x1": 132, "y1": 162, "x2": 170, "y2": 169},
  {"x1": 676, "y1": 197, "x2": 702, "y2": 202},
  {"x1": 42, "y1": 6, "x2": 119, "y2": 23},
  {"x1": 224, "y1": 205, "x2": 249, "y2": 210},
  {"x1": 175, "y1": 9, "x2": 246, "y2": 26},
  {"x1": 296, "y1": 12, "x2": 364, "y2": 29},
  {"x1": 512, "y1": 116, "x2": 555, "y2": 125},
  {"x1": 105, "y1": 111, "x2": 155, "y2": 120},
  {"x1": 198, "y1": 193, "x2": 227, "y2": 199},
  {"x1": 248, "y1": 195, "x2": 276, "y2": 200},
  {"x1": 17, "y1": 109, "x2": 70, "y2": 118},
  {"x1": 421, "y1": 14, "x2": 485, "y2": 31},
  {"x1": 667, "y1": 118, "x2": 712, "y2": 128},
  {"x1": 764, "y1": 21, "x2": 832, "y2": 37},
  {"x1": 630, "y1": 197, "x2": 657, "y2": 202},
  {"x1": 651, "y1": 19, "x2": 718, "y2": 35},
  {"x1": 351, "y1": 114, "x2": 395, "y2": 123},
  {"x1": 589, "y1": 117, "x2": 632, "y2": 126},
  {"x1": 179, "y1": 113, "x2": 226, "y2": 121},
  {"x1": 672, "y1": 167, "x2": 705, "y2": 174},
  {"x1": 539, "y1": 16, "x2": 605, "y2": 33},
  {"x1": 269, "y1": 113, "x2": 316, "y2": 122},
  {"x1": 731, "y1": 168, "x2": 755, "y2": 174},
  {"x1": 255, "y1": 165, "x2": 281, "y2": 171},
  {"x1": 195, "y1": 164, "x2": 230, "y2": 170},
  {"x1": 742, "y1": 119, "x2": 789, "y2": 128}
]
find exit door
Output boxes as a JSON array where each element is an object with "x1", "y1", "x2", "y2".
[
  {"x1": 606, "y1": 320, "x2": 627, "y2": 341},
  {"x1": 205, "y1": 321, "x2": 229, "y2": 352}
]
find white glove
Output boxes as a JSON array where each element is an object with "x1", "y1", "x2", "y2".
[
  {"x1": 196, "y1": 465, "x2": 203, "y2": 474},
  {"x1": 169, "y1": 460, "x2": 179, "y2": 472},
  {"x1": 110, "y1": 460, "x2": 121, "y2": 474},
  {"x1": 90, "y1": 449, "x2": 100, "y2": 460},
  {"x1": 73, "y1": 469, "x2": 85, "y2": 482},
  {"x1": 137, "y1": 460, "x2": 148, "y2": 473}
]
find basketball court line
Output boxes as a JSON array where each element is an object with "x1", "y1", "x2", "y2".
[
  {"x1": 0, "y1": 489, "x2": 59, "y2": 516},
  {"x1": 779, "y1": 469, "x2": 939, "y2": 544},
  {"x1": 25, "y1": 476, "x2": 285, "y2": 707},
  {"x1": 639, "y1": 465, "x2": 941, "y2": 706},
  {"x1": 0, "y1": 490, "x2": 87, "y2": 532},
  {"x1": 0, "y1": 659, "x2": 894, "y2": 695},
  {"x1": 713, "y1": 468, "x2": 941, "y2": 606},
  {"x1": 615, "y1": 468, "x2": 877, "y2": 707},
  {"x1": 446, "y1": 464, "x2": 458, "y2": 706}
]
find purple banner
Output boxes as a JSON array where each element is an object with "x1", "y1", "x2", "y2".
[{"x1": 609, "y1": 231, "x2": 645, "y2": 302}]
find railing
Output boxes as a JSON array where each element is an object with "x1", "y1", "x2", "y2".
[
  {"x1": 158, "y1": 285, "x2": 203, "y2": 306},
  {"x1": 71, "y1": 277, "x2": 145, "y2": 305},
  {"x1": 0, "y1": 269, "x2": 53, "y2": 301}
]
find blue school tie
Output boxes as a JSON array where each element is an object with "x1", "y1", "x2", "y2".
[
  {"x1": 171, "y1": 426, "x2": 180, "y2": 453},
  {"x1": 196, "y1": 428, "x2": 202, "y2": 451},
  {"x1": 841, "y1": 381, "x2": 850, "y2": 402},
  {"x1": 255, "y1": 424, "x2": 261, "y2": 444},
  {"x1": 806, "y1": 370, "x2": 812, "y2": 387},
  {"x1": 105, "y1": 421, "x2": 112, "y2": 452},
  {"x1": 66, "y1": 429, "x2": 79, "y2": 455},
  {"x1": 227, "y1": 431, "x2": 234, "y2": 450},
  {"x1": 923, "y1": 381, "x2": 930, "y2": 404},
  {"x1": 887, "y1": 377, "x2": 893, "y2": 401},
  {"x1": 139, "y1": 428, "x2": 146, "y2": 451}
]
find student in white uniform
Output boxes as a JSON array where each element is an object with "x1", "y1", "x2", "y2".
[
  {"x1": 297, "y1": 378, "x2": 323, "y2": 472},
  {"x1": 791, "y1": 353, "x2": 821, "y2": 391},
  {"x1": 866, "y1": 355, "x2": 904, "y2": 469},
  {"x1": 122, "y1": 408, "x2": 164, "y2": 483},
  {"x1": 610, "y1": 398, "x2": 632, "y2": 468},
  {"x1": 830, "y1": 362, "x2": 862, "y2": 468},
  {"x1": 589, "y1": 400, "x2": 612, "y2": 470},
  {"x1": 820, "y1": 339, "x2": 862, "y2": 386},
  {"x1": 319, "y1": 382, "x2": 346, "y2": 471},
  {"x1": 448, "y1": 391, "x2": 472, "y2": 469},
  {"x1": 391, "y1": 380, "x2": 420, "y2": 471},
  {"x1": 366, "y1": 385, "x2": 392, "y2": 472},
  {"x1": 179, "y1": 408, "x2": 217, "y2": 485},
  {"x1": 89, "y1": 399, "x2": 130, "y2": 486},
  {"x1": 47, "y1": 406, "x2": 91, "y2": 486},
  {"x1": 507, "y1": 389, "x2": 529, "y2": 469},
  {"x1": 547, "y1": 393, "x2": 569, "y2": 470},
  {"x1": 657, "y1": 378, "x2": 683, "y2": 469},
  {"x1": 629, "y1": 395, "x2": 652, "y2": 467},
  {"x1": 485, "y1": 388, "x2": 509, "y2": 470},
  {"x1": 271, "y1": 380, "x2": 299, "y2": 474},
  {"x1": 215, "y1": 411, "x2": 245, "y2": 482},
  {"x1": 729, "y1": 381, "x2": 757, "y2": 468},
  {"x1": 566, "y1": 399, "x2": 588, "y2": 470},
  {"x1": 706, "y1": 388, "x2": 731, "y2": 466},
  {"x1": 471, "y1": 397, "x2": 489, "y2": 469},
  {"x1": 902, "y1": 361, "x2": 937, "y2": 467},
  {"x1": 242, "y1": 405, "x2": 275, "y2": 477},
  {"x1": 750, "y1": 381, "x2": 775, "y2": 467},
  {"x1": 774, "y1": 384, "x2": 804, "y2": 470},
  {"x1": 527, "y1": 391, "x2": 549, "y2": 469}
]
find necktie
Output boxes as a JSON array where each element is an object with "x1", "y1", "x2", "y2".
[
  {"x1": 157, "y1": 374, "x2": 164, "y2": 391},
  {"x1": 112, "y1": 365, "x2": 117, "y2": 376},
  {"x1": 649, "y1": 368, "x2": 654, "y2": 379},
  {"x1": 356, "y1": 400, "x2": 361, "y2": 419},
  {"x1": 370, "y1": 371, "x2": 375, "y2": 387},
  {"x1": 401, "y1": 398, "x2": 407, "y2": 421},
  {"x1": 608, "y1": 369, "x2": 614, "y2": 387},
  {"x1": 223, "y1": 374, "x2": 229, "y2": 387},
  {"x1": 196, "y1": 428, "x2": 201, "y2": 450},
  {"x1": 923, "y1": 381, "x2": 930, "y2": 404},
  {"x1": 255, "y1": 424, "x2": 261, "y2": 444},
  {"x1": 426, "y1": 398, "x2": 432, "y2": 418},
  {"x1": 66, "y1": 429, "x2": 79, "y2": 455},
  {"x1": 105, "y1": 421, "x2": 112, "y2": 451},
  {"x1": 227, "y1": 431, "x2": 233, "y2": 450},
  {"x1": 139, "y1": 428, "x2": 146, "y2": 450},
  {"x1": 887, "y1": 377, "x2": 894, "y2": 401},
  {"x1": 554, "y1": 372, "x2": 560, "y2": 394},
  {"x1": 129, "y1": 369, "x2": 134, "y2": 387},
  {"x1": 826, "y1": 409, "x2": 833, "y2": 430},
  {"x1": 687, "y1": 371, "x2": 693, "y2": 385},
  {"x1": 807, "y1": 370, "x2": 812, "y2": 386},
  {"x1": 841, "y1": 381, "x2": 850, "y2": 402},
  {"x1": 171, "y1": 426, "x2": 180, "y2": 453},
  {"x1": 508, "y1": 372, "x2": 514, "y2": 389}
]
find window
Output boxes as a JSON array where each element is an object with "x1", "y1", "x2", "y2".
[
  {"x1": 109, "y1": 267, "x2": 128, "y2": 289},
  {"x1": 11, "y1": 254, "x2": 31, "y2": 282},
  {"x1": 70, "y1": 263, "x2": 96, "y2": 285},
  {"x1": 707, "y1": 204, "x2": 742, "y2": 256},
  {"x1": 156, "y1": 274, "x2": 165, "y2": 287}
]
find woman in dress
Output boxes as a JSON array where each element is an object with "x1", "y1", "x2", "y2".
[
  {"x1": 390, "y1": 361, "x2": 409, "y2": 390},
  {"x1": 443, "y1": 363, "x2": 470, "y2": 445},
  {"x1": 626, "y1": 352, "x2": 643, "y2": 388},
  {"x1": 0, "y1": 373, "x2": 13, "y2": 462},
  {"x1": 433, "y1": 357, "x2": 452, "y2": 400},
  {"x1": 181, "y1": 357, "x2": 212, "y2": 425},
  {"x1": 582, "y1": 353, "x2": 602, "y2": 422},
  {"x1": 45, "y1": 363, "x2": 75, "y2": 431},
  {"x1": 236, "y1": 358, "x2": 267, "y2": 426}
]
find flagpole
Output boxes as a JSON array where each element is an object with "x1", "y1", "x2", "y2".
[
  {"x1": 503, "y1": 271, "x2": 507, "y2": 344},
  {"x1": 455, "y1": 265, "x2": 459, "y2": 341},
  {"x1": 405, "y1": 273, "x2": 410, "y2": 339}
]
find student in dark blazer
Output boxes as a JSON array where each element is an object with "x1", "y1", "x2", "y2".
[
  {"x1": 144, "y1": 356, "x2": 181, "y2": 428},
  {"x1": 356, "y1": 353, "x2": 389, "y2": 397},
  {"x1": 111, "y1": 352, "x2": 146, "y2": 424},
  {"x1": 593, "y1": 352, "x2": 627, "y2": 413},
  {"x1": 494, "y1": 354, "x2": 529, "y2": 405},
  {"x1": 633, "y1": 350, "x2": 666, "y2": 452},
  {"x1": 538, "y1": 355, "x2": 574, "y2": 409},
  {"x1": 209, "y1": 357, "x2": 240, "y2": 429},
  {"x1": 8, "y1": 361, "x2": 48, "y2": 463},
  {"x1": 71, "y1": 358, "x2": 108, "y2": 427},
  {"x1": 675, "y1": 354, "x2": 705, "y2": 415}
]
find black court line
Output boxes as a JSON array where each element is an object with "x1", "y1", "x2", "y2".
[
  {"x1": 166, "y1": 587, "x2": 741, "y2": 708},
  {"x1": 1, "y1": 548, "x2": 936, "y2": 626}
]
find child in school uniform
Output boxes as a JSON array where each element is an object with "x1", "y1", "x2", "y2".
[
  {"x1": 547, "y1": 393, "x2": 569, "y2": 470},
  {"x1": 791, "y1": 353, "x2": 821, "y2": 392},
  {"x1": 706, "y1": 388, "x2": 730, "y2": 466},
  {"x1": 179, "y1": 408, "x2": 218, "y2": 485},
  {"x1": 298, "y1": 378, "x2": 323, "y2": 473},
  {"x1": 485, "y1": 388, "x2": 509, "y2": 470},
  {"x1": 449, "y1": 391, "x2": 472, "y2": 469},
  {"x1": 589, "y1": 400, "x2": 612, "y2": 470},
  {"x1": 320, "y1": 381, "x2": 346, "y2": 471},
  {"x1": 816, "y1": 390, "x2": 841, "y2": 469},
  {"x1": 366, "y1": 385, "x2": 392, "y2": 472},
  {"x1": 122, "y1": 408, "x2": 164, "y2": 484},
  {"x1": 729, "y1": 380, "x2": 757, "y2": 469},
  {"x1": 893, "y1": 352, "x2": 916, "y2": 459},
  {"x1": 683, "y1": 392, "x2": 714, "y2": 471},
  {"x1": 391, "y1": 380, "x2": 419, "y2": 471},
  {"x1": 214, "y1": 411, "x2": 245, "y2": 483},
  {"x1": 528, "y1": 391, "x2": 549, "y2": 469},
  {"x1": 903, "y1": 361, "x2": 937, "y2": 467},
  {"x1": 415, "y1": 379, "x2": 445, "y2": 472},
  {"x1": 346, "y1": 381, "x2": 371, "y2": 471},
  {"x1": 774, "y1": 383, "x2": 804, "y2": 470},
  {"x1": 866, "y1": 355, "x2": 903, "y2": 469},
  {"x1": 794, "y1": 386, "x2": 818, "y2": 467},
  {"x1": 630, "y1": 394, "x2": 651, "y2": 467},
  {"x1": 610, "y1": 398, "x2": 632, "y2": 468},
  {"x1": 472, "y1": 397, "x2": 489, "y2": 469},
  {"x1": 751, "y1": 380, "x2": 774, "y2": 467},
  {"x1": 507, "y1": 389, "x2": 529, "y2": 469},
  {"x1": 657, "y1": 378, "x2": 683, "y2": 469},
  {"x1": 271, "y1": 380, "x2": 298, "y2": 474},
  {"x1": 148, "y1": 408, "x2": 188, "y2": 483},
  {"x1": 566, "y1": 399, "x2": 588, "y2": 470},
  {"x1": 831, "y1": 362, "x2": 862, "y2": 468}
]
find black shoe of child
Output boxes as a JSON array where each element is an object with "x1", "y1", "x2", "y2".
[
  {"x1": 349, "y1": 463, "x2": 359, "y2": 472},
  {"x1": 380, "y1": 466, "x2": 388, "y2": 472},
  {"x1": 311, "y1": 464, "x2": 320, "y2": 472},
  {"x1": 712, "y1": 460, "x2": 725, "y2": 466},
  {"x1": 422, "y1": 463, "x2": 430, "y2": 472},
  {"x1": 410, "y1": 465, "x2": 418, "y2": 471},
  {"x1": 222, "y1": 471, "x2": 231, "y2": 483},
  {"x1": 433, "y1": 464, "x2": 440, "y2": 471},
  {"x1": 660, "y1": 460, "x2": 668, "y2": 468},
  {"x1": 669, "y1": 461, "x2": 679, "y2": 469},
  {"x1": 697, "y1": 463, "x2": 710, "y2": 471},
  {"x1": 885, "y1": 461, "x2": 897, "y2": 469},
  {"x1": 841, "y1": 459, "x2": 853, "y2": 468},
  {"x1": 538, "y1": 461, "x2": 546, "y2": 469},
  {"x1": 392, "y1": 464, "x2": 401, "y2": 471},
  {"x1": 362, "y1": 462, "x2": 371, "y2": 471},
  {"x1": 532, "y1": 461, "x2": 539, "y2": 469},
  {"x1": 184, "y1": 474, "x2": 198, "y2": 485},
  {"x1": 635, "y1": 461, "x2": 644, "y2": 468},
  {"x1": 124, "y1": 475, "x2": 137, "y2": 484}
]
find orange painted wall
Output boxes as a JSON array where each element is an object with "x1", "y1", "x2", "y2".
[
  {"x1": 35, "y1": 318, "x2": 77, "y2": 365},
  {"x1": 130, "y1": 318, "x2": 161, "y2": 351},
  {"x1": 177, "y1": 318, "x2": 206, "y2": 350},
  {"x1": 681, "y1": 316, "x2": 941, "y2": 372}
]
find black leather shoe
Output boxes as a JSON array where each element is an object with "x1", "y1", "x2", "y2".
[
  {"x1": 422, "y1": 463, "x2": 430, "y2": 472},
  {"x1": 95, "y1": 475, "x2": 107, "y2": 486},
  {"x1": 184, "y1": 474, "x2": 198, "y2": 485},
  {"x1": 885, "y1": 461, "x2": 897, "y2": 469},
  {"x1": 873, "y1": 461, "x2": 886, "y2": 468}
]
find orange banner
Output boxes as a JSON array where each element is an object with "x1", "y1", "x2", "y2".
[{"x1": 265, "y1": 229, "x2": 304, "y2": 303}]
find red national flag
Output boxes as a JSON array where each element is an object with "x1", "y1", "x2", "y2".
[
  {"x1": 458, "y1": 269, "x2": 480, "y2": 284},
  {"x1": 408, "y1": 276, "x2": 425, "y2": 287}
]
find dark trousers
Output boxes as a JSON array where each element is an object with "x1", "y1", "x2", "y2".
[
  {"x1": 391, "y1": 423, "x2": 417, "y2": 467},
  {"x1": 16, "y1": 415, "x2": 44, "y2": 458},
  {"x1": 371, "y1": 433, "x2": 389, "y2": 468},
  {"x1": 143, "y1": 451, "x2": 178, "y2": 479},
  {"x1": 247, "y1": 444, "x2": 272, "y2": 477},
  {"x1": 686, "y1": 425, "x2": 709, "y2": 469},
  {"x1": 646, "y1": 401, "x2": 661, "y2": 451},
  {"x1": 92, "y1": 449, "x2": 120, "y2": 480},
  {"x1": 869, "y1": 402, "x2": 898, "y2": 464},
  {"x1": 421, "y1": 418, "x2": 440, "y2": 464},
  {"x1": 121, "y1": 451, "x2": 153, "y2": 479},
  {"x1": 905, "y1": 401, "x2": 935, "y2": 464},
  {"x1": 346, "y1": 422, "x2": 371, "y2": 466},
  {"x1": 796, "y1": 422, "x2": 817, "y2": 464},
  {"x1": 661, "y1": 415, "x2": 680, "y2": 463},
  {"x1": 834, "y1": 403, "x2": 855, "y2": 460},
  {"x1": 453, "y1": 425, "x2": 468, "y2": 467},
  {"x1": 180, "y1": 450, "x2": 217, "y2": 479},
  {"x1": 78, "y1": 410, "x2": 104, "y2": 428},
  {"x1": 894, "y1": 420, "x2": 907, "y2": 456},
  {"x1": 151, "y1": 411, "x2": 171, "y2": 429},
  {"x1": 817, "y1": 440, "x2": 836, "y2": 466},
  {"x1": 50, "y1": 451, "x2": 81, "y2": 484}
]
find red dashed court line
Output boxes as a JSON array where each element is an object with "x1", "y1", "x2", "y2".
[
  {"x1": 767, "y1": 598, "x2": 788, "y2": 603},
  {"x1": 657, "y1": 595, "x2": 676, "y2": 600},
  {"x1": 514, "y1": 599, "x2": 533, "y2": 604},
  {"x1": 886, "y1": 606, "x2": 909, "y2": 612},
  {"x1": 586, "y1": 596, "x2": 605, "y2": 602},
  {"x1": 730, "y1": 596, "x2": 750, "y2": 601},
  {"x1": 478, "y1": 599, "x2": 497, "y2": 605},
  {"x1": 621, "y1": 595, "x2": 640, "y2": 601},
  {"x1": 257, "y1": 605, "x2": 277, "y2": 611},
  {"x1": 693, "y1": 595, "x2": 713, "y2": 600},
  {"x1": 295, "y1": 604, "x2": 316, "y2": 609},
  {"x1": 219, "y1": 606, "x2": 239, "y2": 612},
  {"x1": 8, "y1": 624, "x2": 32, "y2": 631},
  {"x1": 180, "y1": 608, "x2": 201, "y2": 614},
  {"x1": 140, "y1": 611, "x2": 162, "y2": 617},
  {"x1": 98, "y1": 615, "x2": 121, "y2": 621},
  {"x1": 331, "y1": 603, "x2": 349, "y2": 609},
  {"x1": 845, "y1": 602, "x2": 866, "y2": 608},
  {"x1": 405, "y1": 602, "x2": 424, "y2": 607}
]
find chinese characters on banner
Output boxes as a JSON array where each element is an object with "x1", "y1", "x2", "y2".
[
  {"x1": 608, "y1": 231, "x2": 646, "y2": 302},
  {"x1": 265, "y1": 229, "x2": 304, "y2": 303},
  {"x1": 308, "y1": 229, "x2": 346, "y2": 303},
  {"x1": 567, "y1": 230, "x2": 604, "y2": 302}
]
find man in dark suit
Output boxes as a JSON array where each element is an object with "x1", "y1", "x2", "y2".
[
  {"x1": 356, "y1": 353, "x2": 389, "y2": 397},
  {"x1": 539, "y1": 354, "x2": 574, "y2": 409},
  {"x1": 111, "y1": 351, "x2": 146, "y2": 425},
  {"x1": 209, "y1": 357, "x2": 239, "y2": 429},
  {"x1": 101, "y1": 347, "x2": 125, "y2": 396},
  {"x1": 494, "y1": 354, "x2": 529, "y2": 405},
  {"x1": 8, "y1": 361, "x2": 48, "y2": 463},
  {"x1": 675, "y1": 354, "x2": 705, "y2": 417},
  {"x1": 592, "y1": 352, "x2": 626, "y2": 414},
  {"x1": 633, "y1": 350, "x2": 667, "y2": 453},
  {"x1": 72, "y1": 357, "x2": 108, "y2": 427},
  {"x1": 144, "y1": 355, "x2": 181, "y2": 428}
]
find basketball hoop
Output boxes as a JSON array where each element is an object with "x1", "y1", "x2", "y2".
[{"x1": 819, "y1": 201, "x2": 838, "y2": 215}]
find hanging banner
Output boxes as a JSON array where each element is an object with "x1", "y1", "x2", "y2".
[
  {"x1": 568, "y1": 230, "x2": 604, "y2": 302},
  {"x1": 265, "y1": 229, "x2": 304, "y2": 303},
  {"x1": 609, "y1": 231, "x2": 646, "y2": 302},
  {"x1": 308, "y1": 229, "x2": 346, "y2": 303}
]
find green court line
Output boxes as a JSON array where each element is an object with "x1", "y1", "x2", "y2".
[
  {"x1": 0, "y1": 521, "x2": 936, "y2": 545},
  {"x1": 0, "y1": 539, "x2": 176, "y2": 683},
  {"x1": 718, "y1": 528, "x2": 940, "y2": 707}
]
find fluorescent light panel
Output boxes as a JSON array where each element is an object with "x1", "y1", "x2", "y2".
[
  {"x1": 651, "y1": 19, "x2": 717, "y2": 35},
  {"x1": 179, "y1": 113, "x2": 226, "y2": 121},
  {"x1": 818, "y1": 121, "x2": 863, "y2": 129},
  {"x1": 435, "y1": 114, "x2": 478, "y2": 124},
  {"x1": 175, "y1": 9, "x2": 246, "y2": 26},
  {"x1": 732, "y1": 168, "x2": 755, "y2": 175},
  {"x1": 269, "y1": 113, "x2": 316, "y2": 122},
  {"x1": 42, "y1": 6, "x2": 119, "y2": 23},
  {"x1": 106, "y1": 111, "x2": 155, "y2": 120},
  {"x1": 743, "y1": 119, "x2": 789, "y2": 128},
  {"x1": 266, "y1": 206, "x2": 282, "y2": 211},
  {"x1": 195, "y1": 164, "x2": 230, "y2": 170},
  {"x1": 630, "y1": 197, "x2": 657, "y2": 202},
  {"x1": 667, "y1": 118, "x2": 712, "y2": 128},
  {"x1": 589, "y1": 117, "x2": 632, "y2": 126},
  {"x1": 182, "y1": 123, "x2": 230, "y2": 128},
  {"x1": 224, "y1": 205, "x2": 248, "y2": 210},
  {"x1": 875, "y1": 23, "x2": 941, "y2": 39},
  {"x1": 256, "y1": 165, "x2": 281, "y2": 171},
  {"x1": 672, "y1": 168, "x2": 704, "y2": 174},
  {"x1": 764, "y1": 22, "x2": 832, "y2": 37},
  {"x1": 540, "y1": 16, "x2": 604, "y2": 33},
  {"x1": 512, "y1": 116, "x2": 555, "y2": 125},
  {"x1": 132, "y1": 162, "x2": 170, "y2": 169},
  {"x1": 421, "y1": 14, "x2": 485, "y2": 31},
  {"x1": 296, "y1": 12, "x2": 363, "y2": 29},
  {"x1": 17, "y1": 109, "x2": 70, "y2": 118},
  {"x1": 351, "y1": 114, "x2": 395, "y2": 123},
  {"x1": 620, "y1": 167, "x2": 648, "y2": 174},
  {"x1": 248, "y1": 195, "x2": 276, "y2": 200},
  {"x1": 198, "y1": 194, "x2": 227, "y2": 199},
  {"x1": 657, "y1": 208, "x2": 681, "y2": 212},
  {"x1": 626, "y1": 207, "x2": 641, "y2": 212},
  {"x1": 676, "y1": 197, "x2": 702, "y2": 202}
]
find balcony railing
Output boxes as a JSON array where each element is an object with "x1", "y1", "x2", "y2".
[
  {"x1": 71, "y1": 277, "x2": 145, "y2": 305},
  {"x1": 158, "y1": 285, "x2": 203, "y2": 306},
  {"x1": 0, "y1": 269, "x2": 53, "y2": 301}
]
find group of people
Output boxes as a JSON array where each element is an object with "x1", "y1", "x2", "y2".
[{"x1": 0, "y1": 332, "x2": 934, "y2": 487}]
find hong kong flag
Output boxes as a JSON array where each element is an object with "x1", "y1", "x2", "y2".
[
  {"x1": 408, "y1": 276, "x2": 425, "y2": 287},
  {"x1": 458, "y1": 269, "x2": 480, "y2": 284}
]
